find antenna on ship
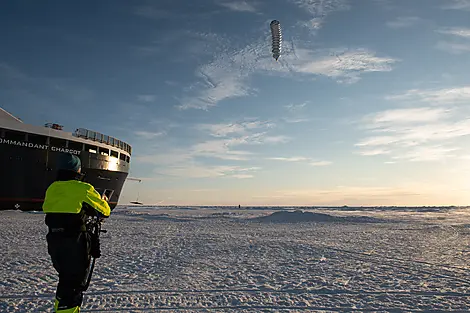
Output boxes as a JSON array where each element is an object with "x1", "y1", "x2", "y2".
[
  {"x1": 126, "y1": 177, "x2": 143, "y2": 205},
  {"x1": 44, "y1": 123, "x2": 64, "y2": 130}
]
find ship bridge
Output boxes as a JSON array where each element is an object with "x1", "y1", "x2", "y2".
[{"x1": 73, "y1": 128, "x2": 132, "y2": 155}]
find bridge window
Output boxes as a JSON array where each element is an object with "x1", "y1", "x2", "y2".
[
  {"x1": 68, "y1": 141, "x2": 83, "y2": 151},
  {"x1": 27, "y1": 134, "x2": 48, "y2": 145},
  {"x1": 119, "y1": 153, "x2": 126, "y2": 161},
  {"x1": 110, "y1": 150, "x2": 119, "y2": 158},
  {"x1": 99, "y1": 147, "x2": 109, "y2": 156},
  {"x1": 75, "y1": 128, "x2": 87, "y2": 138},
  {"x1": 3, "y1": 129, "x2": 26, "y2": 141},
  {"x1": 49, "y1": 137, "x2": 67, "y2": 148},
  {"x1": 86, "y1": 144, "x2": 97, "y2": 154},
  {"x1": 88, "y1": 131, "x2": 96, "y2": 140},
  {"x1": 126, "y1": 156, "x2": 130, "y2": 163}
]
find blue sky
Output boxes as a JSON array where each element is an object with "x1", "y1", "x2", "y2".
[{"x1": 2, "y1": 0, "x2": 470, "y2": 206}]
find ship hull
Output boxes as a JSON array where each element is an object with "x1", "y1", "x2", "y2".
[{"x1": 0, "y1": 142, "x2": 129, "y2": 211}]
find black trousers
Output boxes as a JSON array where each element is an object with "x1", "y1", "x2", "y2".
[{"x1": 46, "y1": 231, "x2": 91, "y2": 310}]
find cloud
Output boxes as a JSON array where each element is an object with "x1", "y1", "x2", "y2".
[
  {"x1": 231, "y1": 174, "x2": 255, "y2": 179},
  {"x1": 178, "y1": 40, "x2": 399, "y2": 110},
  {"x1": 252, "y1": 182, "x2": 464, "y2": 206},
  {"x1": 268, "y1": 156, "x2": 310, "y2": 162},
  {"x1": 436, "y1": 26, "x2": 470, "y2": 54},
  {"x1": 209, "y1": 132, "x2": 290, "y2": 149},
  {"x1": 156, "y1": 164, "x2": 260, "y2": 179},
  {"x1": 357, "y1": 148, "x2": 391, "y2": 156},
  {"x1": 284, "y1": 102, "x2": 307, "y2": 112},
  {"x1": 282, "y1": 102, "x2": 312, "y2": 123},
  {"x1": 292, "y1": 0, "x2": 350, "y2": 15},
  {"x1": 134, "y1": 150, "x2": 193, "y2": 165},
  {"x1": 135, "y1": 119, "x2": 290, "y2": 180},
  {"x1": 153, "y1": 121, "x2": 289, "y2": 163},
  {"x1": 299, "y1": 18, "x2": 324, "y2": 30},
  {"x1": 386, "y1": 16, "x2": 423, "y2": 29},
  {"x1": 436, "y1": 41, "x2": 470, "y2": 54},
  {"x1": 437, "y1": 27, "x2": 470, "y2": 38},
  {"x1": 391, "y1": 145, "x2": 460, "y2": 162},
  {"x1": 137, "y1": 94, "x2": 157, "y2": 102},
  {"x1": 196, "y1": 119, "x2": 275, "y2": 137},
  {"x1": 358, "y1": 116, "x2": 470, "y2": 148},
  {"x1": 385, "y1": 86, "x2": 470, "y2": 104},
  {"x1": 177, "y1": 40, "x2": 260, "y2": 110},
  {"x1": 292, "y1": 0, "x2": 350, "y2": 31},
  {"x1": 356, "y1": 89, "x2": 470, "y2": 162},
  {"x1": 190, "y1": 139, "x2": 254, "y2": 161},
  {"x1": 294, "y1": 48, "x2": 398, "y2": 84},
  {"x1": 142, "y1": 132, "x2": 287, "y2": 166},
  {"x1": 441, "y1": 0, "x2": 470, "y2": 10},
  {"x1": 217, "y1": 1, "x2": 257, "y2": 12},
  {"x1": 283, "y1": 117, "x2": 311, "y2": 123},
  {"x1": 310, "y1": 161, "x2": 332, "y2": 166},
  {"x1": 177, "y1": 68, "x2": 251, "y2": 110},
  {"x1": 171, "y1": 1, "x2": 395, "y2": 110},
  {"x1": 133, "y1": 30, "x2": 231, "y2": 63},
  {"x1": 134, "y1": 130, "x2": 166, "y2": 140},
  {"x1": 267, "y1": 156, "x2": 332, "y2": 166},
  {"x1": 363, "y1": 107, "x2": 450, "y2": 126},
  {"x1": 275, "y1": 185, "x2": 422, "y2": 198},
  {"x1": 356, "y1": 136, "x2": 399, "y2": 148},
  {"x1": 191, "y1": 119, "x2": 286, "y2": 161}
]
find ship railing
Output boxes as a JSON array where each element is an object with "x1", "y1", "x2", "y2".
[{"x1": 73, "y1": 128, "x2": 132, "y2": 155}]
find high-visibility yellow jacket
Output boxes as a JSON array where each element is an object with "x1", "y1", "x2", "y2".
[{"x1": 43, "y1": 180, "x2": 110, "y2": 217}]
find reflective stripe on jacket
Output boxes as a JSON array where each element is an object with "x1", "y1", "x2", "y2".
[{"x1": 43, "y1": 180, "x2": 110, "y2": 217}]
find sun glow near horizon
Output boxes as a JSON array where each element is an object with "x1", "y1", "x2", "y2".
[{"x1": 119, "y1": 178, "x2": 470, "y2": 207}]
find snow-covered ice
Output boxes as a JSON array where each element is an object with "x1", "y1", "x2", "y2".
[{"x1": 1, "y1": 206, "x2": 470, "y2": 312}]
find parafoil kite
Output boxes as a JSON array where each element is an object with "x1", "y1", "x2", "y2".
[{"x1": 270, "y1": 20, "x2": 282, "y2": 61}]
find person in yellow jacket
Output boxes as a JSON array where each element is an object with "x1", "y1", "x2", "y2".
[{"x1": 43, "y1": 153, "x2": 111, "y2": 313}]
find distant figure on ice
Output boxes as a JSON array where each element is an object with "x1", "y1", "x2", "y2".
[{"x1": 42, "y1": 153, "x2": 111, "y2": 313}]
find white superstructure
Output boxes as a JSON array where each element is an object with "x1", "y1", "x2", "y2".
[{"x1": 0, "y1": 107, "x2": 131, "y2": 161}]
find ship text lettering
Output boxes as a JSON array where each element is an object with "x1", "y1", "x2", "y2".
[{"x1": 0, "y1": 138, "x2": 81, "y2": 155}]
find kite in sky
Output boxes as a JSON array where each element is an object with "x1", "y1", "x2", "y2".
[{"x1": 270, "y1": 20, "x2": 282, "y2": 61}]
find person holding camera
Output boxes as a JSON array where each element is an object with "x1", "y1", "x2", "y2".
[{"x1": 43, "y1": 153, "x2": 111, "y2": 313}]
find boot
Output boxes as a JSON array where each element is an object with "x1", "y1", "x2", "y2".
[{"x1": 54, "y1": 298, "x2": 80, "y2": 312}]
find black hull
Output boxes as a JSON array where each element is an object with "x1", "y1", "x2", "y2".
[{"x1": 0, "y1": 145, "x2": 129, "y2": 211}]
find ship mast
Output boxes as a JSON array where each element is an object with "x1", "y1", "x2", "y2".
[{"x1": 126, "y1": 177, "x2": 143, "y2": 204}]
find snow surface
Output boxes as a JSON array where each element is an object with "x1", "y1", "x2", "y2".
[{"x1": 1, "y1": 206, "x2": 470, "y2": 312}]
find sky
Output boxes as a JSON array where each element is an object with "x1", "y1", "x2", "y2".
[{"x1": 1, "y1": 0, "x2": 470, "y2": 206}]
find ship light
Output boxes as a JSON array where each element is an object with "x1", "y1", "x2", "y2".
[{"x1": 108, "y1": 156, "x2": 119, "y2": 171}]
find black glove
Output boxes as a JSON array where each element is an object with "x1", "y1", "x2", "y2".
[{"x1": 96, "y1": 212, "x2": 106, "y2": 223}]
